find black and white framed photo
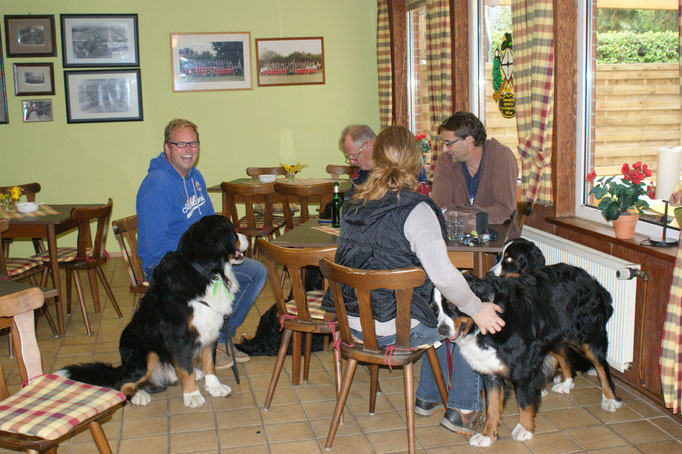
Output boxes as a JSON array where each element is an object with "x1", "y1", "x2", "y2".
[
  {"x1": 22, "y1": 99, "x2": 53, "y2": 122},
  {"x1": 4, "y1": 15, "x2": 56, "y2": 57},
  {"x1": 0, "y1": 35, "x2": 7, "y2": 124},
  {"x1": 13, "y1": 63, "x2": 55, "y2": 96},
  {"x1": 61, "y1": 14, "x2": 139, "y2": 67},
  {"x1": 64, "y1": 69, "x2": 143, "y2": 123}
]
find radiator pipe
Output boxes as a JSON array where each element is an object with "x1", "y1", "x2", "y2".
[{"x1": 632, "y1": 269, "x2": 650, "y2": 390}]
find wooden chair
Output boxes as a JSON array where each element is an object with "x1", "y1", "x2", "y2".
[
  {"x1": 325, "y1": 164, "x2": 357, "y2": 180},
  {"x1": 516, "y1": 201, "x2": 533, "y2": 230},
  {"x1": 318, "y1": 258, "x2": 448, "y2": 453},
  {"x1": 221, "y1": 181, "x2": 286, "y2": 258},
  {"x1": 274, "y1": 181, "x2": 334, "y2": 230},
  {"x1": 0, "y1": 183, "x2": 44, "y2": 257},
  {"x1": 0, "y1": 285, "x2": 125, "y2": 453},
  {"x1": 246, "y1": 166, "x2": 287, "y2": 179},
  {"x1": 112, "y1": 215, "x2": 148, "y2": 311},
  {"x1": 32, "y1": 199, "x2": 123, "y2": 335},
  {"x1": 256, "y1": 239, "x2": 340, "y2": 409}
]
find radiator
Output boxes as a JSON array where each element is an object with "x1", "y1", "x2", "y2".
[{"x1": 521, "y1": 226, "x2": 639, "y2": 372}]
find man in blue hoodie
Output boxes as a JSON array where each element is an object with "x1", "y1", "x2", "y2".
[{"x1": 136, "y1": 118, "x2": 266, "y2": 368}]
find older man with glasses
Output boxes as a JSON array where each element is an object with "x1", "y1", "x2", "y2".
[{"x1": 136, "y1": 118, "x2": 266, "y2": 369}]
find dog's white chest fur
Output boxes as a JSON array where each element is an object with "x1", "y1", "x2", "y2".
[
  {"x1": 190, "y1": 262, "x2": 239, "y2": 346},
  {"x1": 458, "y1": 334, "x2": 507, "y2": 375}
]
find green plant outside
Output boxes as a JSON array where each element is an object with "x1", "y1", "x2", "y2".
[{"x1": 596, "y1": 31, "x2": 679, "y2": 64}]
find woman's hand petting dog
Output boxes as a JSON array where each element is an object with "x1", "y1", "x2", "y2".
[{"x1": 471, "y1": 302, "x2": 505, "y2": 334}]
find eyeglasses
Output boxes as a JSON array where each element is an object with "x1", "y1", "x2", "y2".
[
  {"x1": 169, "y1": 141, "x2": 200, "y2": 149},
  {"x1": 442, "y1": 137, "x2": 463, "y2": 148},
  {"x1": 345, "y1": 141, "x2": 368, "y2": 163}
]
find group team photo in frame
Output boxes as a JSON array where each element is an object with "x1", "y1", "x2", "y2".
[
  {"x1": 255, "y1": 37, "x2": 325, "y2": 87},
  {"x1": 170, "y1": 32, "x2": 252, "y2": 92},
  {"x1": 61, "y1": 14, "x2": 139, "y2": 67},
  {"x1": 4, "y1": 15, "x2": 56, "y2": 57},
  {"x1": 13, "y1": 63, "x2": 54, "y2": 96},
  {"x1": 64, "y1": 69, "x2": 142, "y2": 123}
]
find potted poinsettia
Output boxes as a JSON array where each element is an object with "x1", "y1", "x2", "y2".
[{"x1": 587, "y1": 162, "x2": 655, "y2": 239}]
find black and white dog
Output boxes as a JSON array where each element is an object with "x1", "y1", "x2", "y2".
[
  {"x1": 432, "y1": 263, "x2": 620, "y2": 446},
  {"x1": 58, "y1": 215, "x2": 246, "y2": 408},
  {"x1": 488, "y1": 238, "x2": 546, "y2": 277}
]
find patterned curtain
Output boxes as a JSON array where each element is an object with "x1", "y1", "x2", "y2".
[
  {"x1": 377, "y1": 0, "x2": 392, "y2": 129},
  {"x1": 511, "y1": 0, "x2": 554, "y2": 205},
  {"x1": 425, "y1": 0, "x2": 452, "y2": 172},
  {"x1": 659, "y1": 0, "x2": 682, "y2": 415}
]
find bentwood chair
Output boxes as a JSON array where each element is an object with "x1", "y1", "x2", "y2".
[
  {"x1": 246, "y1": 166, "x2": 287, "y2": 179},
  {"x1": 0, "y1": 285, "x2": 125, "y2": 453},
  {"x1": 325, "y1": 164, "x2": 357, "y2": 180},
  {"x1": 112, "y1": 215, "x2": 148, "y2": 311},
  {"x1": 256, "y1": 239, "x2": 339, "y2": 409},
  {"x1": 0, "y1": 182, "x2": 44, "y2": 257},
  {"x1": 274, "y1": 181, "x2": 334, "y2": 230},
  {"x1": 319, "y1": 258, "x2": 448, "y2": 453},
  {"x1": 221, "y1": 181, "x2": 286, "y2": 258}
]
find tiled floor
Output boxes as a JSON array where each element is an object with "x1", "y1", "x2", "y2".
[{"x1": 1, "y1": 257, "x2": 681, "y2": 453}]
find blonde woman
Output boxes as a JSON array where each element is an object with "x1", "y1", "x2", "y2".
[{"x1": 320, "y1": 125, "x2": 504, "y2": 435}]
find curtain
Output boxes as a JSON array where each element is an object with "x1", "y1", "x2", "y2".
[
  {"x1": 659, "y1": 0, "x2": 682, "y2": 415},
  {"x1": 511, "y1": 0, "x2": 554, "y2": 205},
  {"x1": 377, "y1": 0, "x2": 393, "y2": 129},
  {"x1": 424, "y1": 0, "x2": 452, "y2": 172}
]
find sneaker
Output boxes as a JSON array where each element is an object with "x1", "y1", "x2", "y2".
[
  {"x1": 440, "y1": 408, "x2": 486, "y2": 436},
  {"x1": 415, "y1": 398, "x2": 444, "y2": 416},
  {"x1": 215, "y1": 347, "x2": 234, "y2": 370},
  {"x1": 233, "y1": 348, "x2": 250, "y2": 363}
]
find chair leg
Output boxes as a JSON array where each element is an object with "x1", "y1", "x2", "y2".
[
  {"x1": 95, "y1": 266, "x2": 123, "y2": 318},
  {"x1": 325, "y1": 358, "x2": 358, "y2": 450},
  {"x1": 71, "y1": 270, "x2": 92, "y2": 335},
  {"x1": 369, "y1": 364, "x2": 380, "y2": 414},
  {"x1": 264, "y1": 328, "x2": 293, "y2": 410},
  {"x1": 303, "y1": 332, "x2": 312, "y2": 382},
  {"x1": 88, "y1": 420, "x2": 114, "y2": 454},
  {"x1": 291, "y1": 331, "x2": 302, "y2": 386},
  {"x1": 41, "y1": 301, "x2": 58, "y2": 336},
  {"x1": 426, "y1": 347, "x2": 449, "y2": 407},
  {"x1": 65, "y1": 269, "x2": 73, "y2": 315},
  {"x1": 87, "y1": 268, "x2": 101, "y2": 313},
  {"x1": 222, "y1": 317, "x2": 240, "y2": 384},
  {"x1": 403, "y1": 363, "x2": 416, "y2": 454}
]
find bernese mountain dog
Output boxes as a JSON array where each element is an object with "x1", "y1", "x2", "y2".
[
  {"x1": 58, "y1": 215, "x2": 246, "y2": 408},
  {"x1": 433, "y1": 263, "x2": 620, "y2": 447},
  {"x1": 488, "y1": 238, "x2": 546, "y2": 277}
]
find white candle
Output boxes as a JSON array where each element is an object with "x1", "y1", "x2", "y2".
[{"x1": 655, "y1": 147, "x2": 682, "y2": 200}]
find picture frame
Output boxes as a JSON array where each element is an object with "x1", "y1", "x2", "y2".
[
  {"x1": 13, "y1": 63, "x2": 55, "y2": 96},
  {"x1": 22, "y1": 99, "x2": 53, "y2": 122},
  {"x1": 0, "y1": 35, "x2": 7, "y2": 124},
  {"x1": 4, "y1": 15, "x2": 56, "y2": 57},
  {"x1": 64, "y1": 69, "x2": 143, "y2": 123},
  {"x1": 170, "y1": 32, "x2": 252, "y2": 92},
  {"x1": 255, "y1": 37, "x2": 325, "y2": 87},
  {"x1": 61, "y1": 14, "x2": 139, "y2": 67}
]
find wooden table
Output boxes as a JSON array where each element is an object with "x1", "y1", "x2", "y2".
[
  {"x1": 2, "y1": 204, "x2": 83, "y2": 337},
  {"x1": 271, "y1": 219, "x2": 510, "y2": 278}
]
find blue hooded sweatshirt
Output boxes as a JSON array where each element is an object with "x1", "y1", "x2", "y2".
[{"x1": 136, "y1": 152, "x2": 214, "y2": 271}]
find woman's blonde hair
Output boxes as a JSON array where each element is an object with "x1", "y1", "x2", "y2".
[{"x1": 352, "y1": 125, "x2": 422, "y2": 203}]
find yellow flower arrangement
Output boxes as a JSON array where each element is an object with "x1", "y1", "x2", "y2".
[
  {"x1": 281, "y1": 162, "x2": 308, "y2": 181},
  {"x1": 1, "y1": 186, "x2": 23, "y2": 211}
]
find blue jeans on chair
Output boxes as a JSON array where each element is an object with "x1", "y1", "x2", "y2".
[{"x1": 416, "y1": 340, "x2": 483, "y2": 411}]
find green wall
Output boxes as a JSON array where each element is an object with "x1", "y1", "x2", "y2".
[{"x1": 2, "y1": 0, "x2": 379, "y2": 254}]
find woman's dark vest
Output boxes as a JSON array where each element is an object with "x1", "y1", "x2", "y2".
[{"x1": 320, "y1": 191, "x2": 447, "y2": 328}]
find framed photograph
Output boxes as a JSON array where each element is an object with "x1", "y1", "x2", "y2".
[
  {"x1": 0, "y1": 36, "x2": 7, "y2": 124},
  {"x1": 22, "y1": 99, "x2": 53, "y2": 122},
  {"x1": 64, "y1": 69, "x2": 143, "y2": 123},
  {"x1": 170, "y1": 32, "x2": 252, "y2": 92},
  {"x1": 13, "y1": 63, "x2": 55, "y2": 96},
  {"x1": 4, "y1": 15, "x2": 56, "y2": 57},
  {"x1": 255, "y1": 37, "x2": 325, "y2": 87},
  {"x1": 61, "y1": 14, "x2": 139, "y2": 67}
]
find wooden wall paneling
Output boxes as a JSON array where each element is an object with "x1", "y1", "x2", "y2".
[
  {"x1": 387, "y1": 0, "x2": 407, "y2": 126},
  {"x1": 450, "y1": 0, "x2": 469, "y2": 112}
]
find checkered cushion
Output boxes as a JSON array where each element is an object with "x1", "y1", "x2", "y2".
[
  {"x1": 31, "y1": 247, "x2": 93, "y2": 263},
  {"x1": 0, "y1": 374, "x2": 125, "y2": 440},
  {"x1": 236, "y1": 215, "x2": 286, "y2": 236},
  {"x1": 5, "y1": 258, "x2": 42, "y2": 277},
  {"x1": 285, "y1": 290, "x2": 327, "y2": 319}
]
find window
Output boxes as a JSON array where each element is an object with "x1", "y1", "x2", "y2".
[
  {"x1": 577, "y1": 1, "x2": 681, "y2": 238},
  {"x1": 407, "y1": 1, "x2": 431, "y2": 159}
]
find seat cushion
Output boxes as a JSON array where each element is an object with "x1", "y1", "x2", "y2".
[
  {"x1": 285, "y1": 290, "x2": 327, "y2": 319},
  {"x1": 31, "y1": 247, "x2": 92, "y2": 263},
  {"x1": 5, "y1": 258, "x2": 43, "y2": 277},
  {"x1": 0, "y1": 373, "x2": 125, "y2": 440},
  {"x1": 236, "y1": 215, "x2": 286, "y2": 236}
]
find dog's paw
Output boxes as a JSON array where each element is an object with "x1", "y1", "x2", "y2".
[
  {"x1": 541, "y1": 388, "x2": 548, "y2": 397},
  {"x1": 511, "y1": 424, "x2": 533, "y2": 441},
  {"x1": 195, "y1": 368, "x2": 204, "y2": 381},
  {"x1": 601, "y1": 395, "x2": 622, "y2": 412},
  {"x1": 551, "y1": 378, "x2": 574, "y2": 394},
  {"x1": 130, "y1": 389, "x2": 151, "y2": 406},
  {"x1": 204, "y1": 374, "x2": 232, "y2": 397},
  {"x1": 183, "y1": 390, "x2": 206, "y2": 408},
  {"x1": 469, "y1": 433, "x2": 493, "y2": 447}
]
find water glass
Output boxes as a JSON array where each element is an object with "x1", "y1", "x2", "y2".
[{"x1": 446, "y1": 212, "x2": 464, "y2": 241}]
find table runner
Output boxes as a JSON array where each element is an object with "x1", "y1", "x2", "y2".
[
  {"x1": 312, "y1": 225, "x2": 340, "y2": 236},
  {"x1": 0, "y1": 205, "x2": 59, "y2": 220}
]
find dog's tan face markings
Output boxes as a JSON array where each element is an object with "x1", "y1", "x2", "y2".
[
  {"x1": 120, "y1": 352, "x2": 160, "y2": 397},
  {"x1": 455, "y1": 316, "x2": 474, "y2": 337}
]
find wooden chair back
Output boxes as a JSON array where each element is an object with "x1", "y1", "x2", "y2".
[
  {"x1": 70, "y1": 199, "x2": 113, "y2": 267},
  {"x1": 0, "y1": 183, "x2": 41, "y2": 202},
  {"x1": 112, "y1": 215, "x2": 147, "y2": 294},
  {"x1": 516, "y1": 201, "x2": 533, "y2": 229},
  {"x1": 246, "y1": 167, "x2": 286, "y2": 178},
  {"x1": 274, "y1": 181, "x2": 334, "y2": 229},
  {"x1": 325, "y1": 164, "x2": 357, "y2": 180},
  {"x1": 0, "y1": 220, "x2": 10, "y2": 276}
]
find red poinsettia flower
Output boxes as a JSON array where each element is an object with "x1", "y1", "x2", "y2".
[{"x1": 586, "y1": 170, "x2": 597, "y2": 182}]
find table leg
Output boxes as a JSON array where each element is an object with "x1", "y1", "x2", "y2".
[
  {"x1": 47, "y1": 225, "x2": 64, "y2": 337},
  {"x1": 473, "y1": 252, "x2": 497, "y2": 278}
]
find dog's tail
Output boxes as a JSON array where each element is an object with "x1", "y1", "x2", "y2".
[{"x1": 55, "y1": 362, "x2": 123, "y2": 390}]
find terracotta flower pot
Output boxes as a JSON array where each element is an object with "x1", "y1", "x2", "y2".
[{"x1": 611, "y1": 213, "x2": 639, "y2": 240}]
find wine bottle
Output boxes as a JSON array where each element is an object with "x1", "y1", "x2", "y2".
[{"x1": 331, "y1": 182, "x2": 342, "y2": 228}]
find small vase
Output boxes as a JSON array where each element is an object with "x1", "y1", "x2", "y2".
[
  {"x1": 286, "y1": 171, "x2": 296, "y2": 183},
  {"x1": 612, "y1": 213, "x2": 639, "y2": 240}
]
